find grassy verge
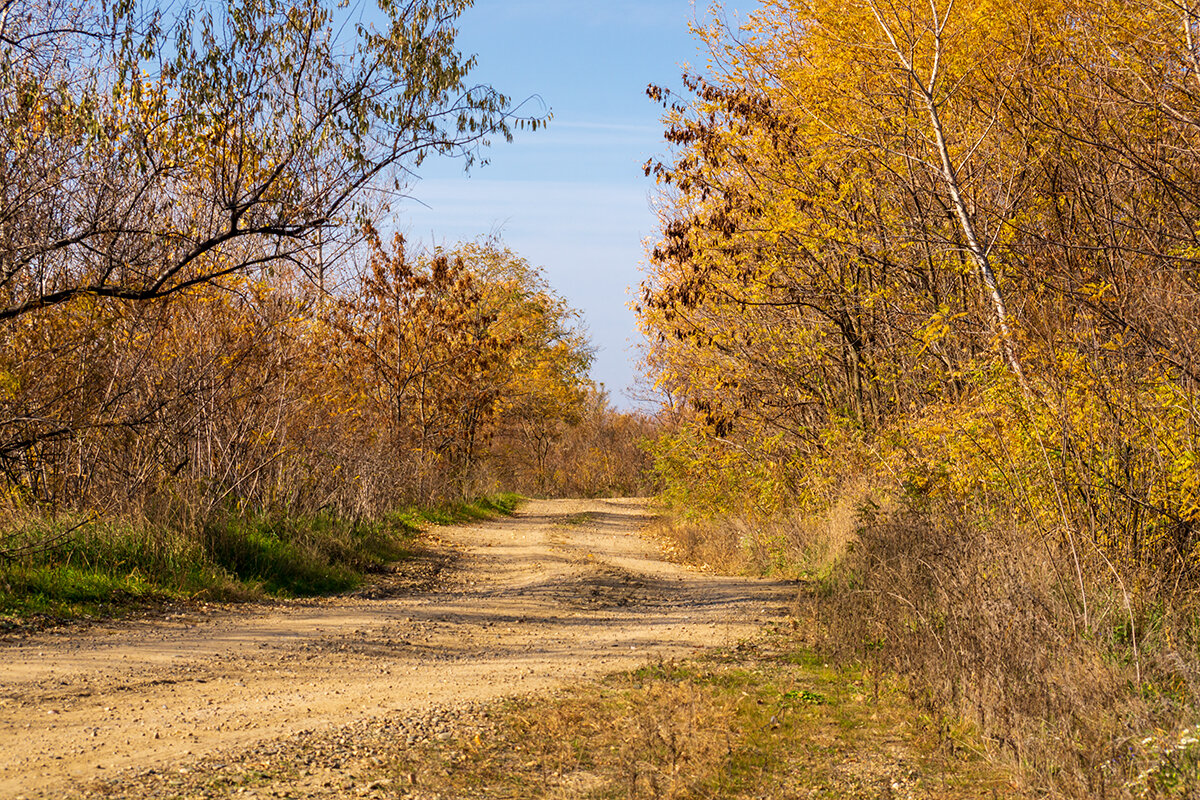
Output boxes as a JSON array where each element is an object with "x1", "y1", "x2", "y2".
[
  {"x1": 387, "y1": 634, "x2": 1020, "y2": 799},
  {"x1": 388, "y1": 492, "x2": 522, "y2": 529},
  {"x1": 654, "y1": 498, "x2": 1200, "y2": 798},
  {"x1": 0, "y1": 492, "x2": 522, "y2": 623},
  {"x1": 80, "y1": 631, "x2": 1024, "y2": 800}
]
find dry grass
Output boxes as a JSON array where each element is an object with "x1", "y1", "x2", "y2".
[
  {"x1": 795, "y1": 494, "x2": 1200, "y2": 799},
  {"x1": 648, "y1": 485, "x2": 869, "y2": 580},
  {"x1": 649, "y1": 486, "x2": 1200, "y2": 798},
  {"x1": 380, "y1": 635, "x2": 1022, "y2": 800},
  {"x1": 76, "y1": 634, "x2": 1026, "y2": 799}
]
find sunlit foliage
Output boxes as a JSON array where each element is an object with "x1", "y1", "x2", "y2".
[{"x1": 641, "y1": 0, "x2": 1200, "y2": 578}]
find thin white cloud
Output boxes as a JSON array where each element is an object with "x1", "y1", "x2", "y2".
[
  {"x1": 403, "y1": 178, "x2": 653, "y2": 234},
  {"x1": 476, "y1": 1, "x2": 707, "y2": 31},
  {"x1": 553, "y1": 121, "x2": 659, "y2": 132},
  {"x1": 545, "y1": 120, "x2": 664, "y2": 146}
]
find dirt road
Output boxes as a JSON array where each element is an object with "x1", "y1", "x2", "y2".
[{"x1": 0, "y1": 498, "x2": 796, "y2": 798}]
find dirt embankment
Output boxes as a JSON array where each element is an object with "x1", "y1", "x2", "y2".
[{"x1": 0, "y1": 498, "x2": 796, "y2": 798}]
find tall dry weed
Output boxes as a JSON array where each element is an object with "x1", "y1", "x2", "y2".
[
  {"x1": 796, "y1": 495, "x2": 1200, "y2": 798},
  {"x1": 651, "y1": 482, "x2": 868, "y2": 579}
]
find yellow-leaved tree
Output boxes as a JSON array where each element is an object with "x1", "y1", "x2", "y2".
[{"x1": 642, "y1": 1, "x2": 1200, "y2": 790}]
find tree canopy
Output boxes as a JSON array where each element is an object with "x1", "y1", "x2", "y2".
[
  {"x1": 641, "y1": 0, "x2": 1200, "y2": 554},
  {"x1": 0, "y1": 0, "x2": 538, "y2": 320}
]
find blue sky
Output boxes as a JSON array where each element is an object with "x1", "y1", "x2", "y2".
[{"x1": 396, "y1": 1, "x2": 712, "y2": 409}]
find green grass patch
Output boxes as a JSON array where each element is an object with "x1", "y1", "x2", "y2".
[
  {"x1": 200, "y1": 514, "x2": 364, "y2": 597},
  {"x1": 0, "y1": 565, "x2": 163, "y2": 618},
  {"x1": 388, "y1": 492, "x2": 523, "y2": 530},
  {"x1": 0, "y1": 493, "x2": 522, "y2": 623},
  {"x1": 0, "y1": 515, "x2": 236, "y2": 620}
]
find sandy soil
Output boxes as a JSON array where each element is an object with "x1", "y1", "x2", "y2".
[{"x1": 0, "y1": 498, "x2": 796, "y2": 799}]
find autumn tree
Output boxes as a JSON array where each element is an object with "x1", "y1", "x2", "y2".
[
  {"x1": 0, "y1": 0, "x2": 549, "y2": 506},
  {"x1": 454, "y1": 241, "x2": 593, "y2": 493},
  {"x1": 330, "y1": 234, "x2": 593, "y2": 502},
  {"x1": 642, "y1": 0, "x2": 1200, "y2": 561},
  {"x1": 335, "y1": 230, "x2": 500, "y2": 499},
  {"x1": 0, "y1": 0, "x2": 532, "y2": 321}
]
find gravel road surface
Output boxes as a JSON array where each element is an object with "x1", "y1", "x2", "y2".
[{"x1": 0, "y1": 498, "x2": 795, "y2": 798}]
